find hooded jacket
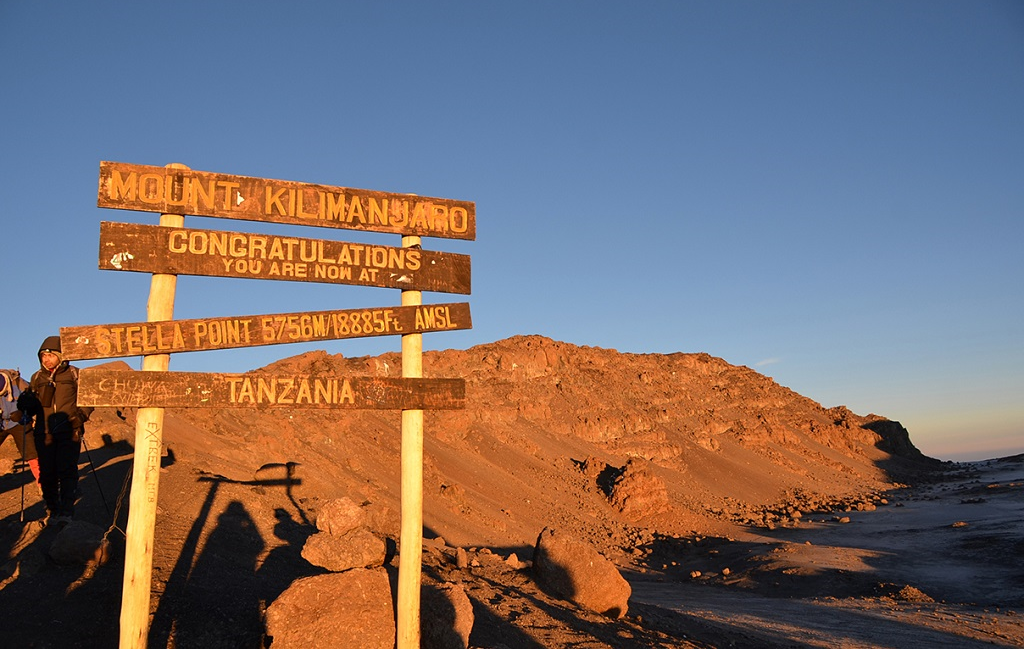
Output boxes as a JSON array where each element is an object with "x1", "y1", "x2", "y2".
[{"x1": 27, "y1": 335, "x2": 92, "y2": 438}]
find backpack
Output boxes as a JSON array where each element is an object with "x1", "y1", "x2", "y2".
[
  {"x1": 0, "y1": 369, "x2": 29, "y2": 402},
  {"x1": 1, "y1": 369, "x2": 29, "y2": 430}
]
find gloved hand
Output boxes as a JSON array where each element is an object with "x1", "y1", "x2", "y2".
[
  {"x1": 15, "y1": 386, "x2": 41, "y2": 421},
  {"x1": 16, "y1": 390, "x2": 41, "y2": 415}
]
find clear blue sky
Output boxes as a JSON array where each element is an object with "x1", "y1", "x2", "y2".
[{"x1": 2, "y1": 1, "x2": 1021, "y2": 461}]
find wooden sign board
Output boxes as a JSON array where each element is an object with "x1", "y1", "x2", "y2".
[
  {"x1": 77, "y1": 369, "x2": 466, "y2": 410},
  {"x1": 61, "y1": 303, "x2": 472, "y2": 360},
  {"x1": 97, "y1": 161, "x2": 476, "y2": 241},
  {"x1": 98, "y1": 221, "x2": 471, "y2": 294}
]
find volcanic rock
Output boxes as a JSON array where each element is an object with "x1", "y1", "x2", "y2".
[
  {"x1": 422, "y1": 581, "x2": 474, "y2": 649},
  {"x1": 315, "y1": 496, "x2": 365, "y2": 536},
  {"x1": 264, "y1": 568, "x2": 395, "y2": 649},
  {"x1": 532, "y1": 527, "x2": 631, "y2": 618},
  {"x1": 301, "y1": 526, "x2": 386, "y2": 572},
  {"x1": 608, "y1": 458, "x2": 670, "y2": 519},
  {"x1": 48, "y1": 520, "x2": 109, "y2": 566}
]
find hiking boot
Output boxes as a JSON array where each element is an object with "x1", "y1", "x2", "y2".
[{"x1": 49, "y1": 515, "x2": 72, "y2": 528}]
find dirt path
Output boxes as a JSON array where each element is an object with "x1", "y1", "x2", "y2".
[
  {"x1": 629, "y1": 456, "x2": 1024, "y2": 647},
  {"x1": 631, "y1": 581, "x2": 1022, "y2": 648}
]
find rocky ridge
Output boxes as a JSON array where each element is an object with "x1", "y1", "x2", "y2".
[{"x1": 0, "y1": 335, "x2": 947, "y2": 647}]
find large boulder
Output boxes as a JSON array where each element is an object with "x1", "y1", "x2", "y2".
[
  {"x1": 532, "y1": 527, "x2": 630, "y2": 618},
  {"x1": 48, "y1": 521, "x2": 109, "y2": 566},
  {"x1": 609, "y1": 458, "x2": 670, "y2": 519},
  {"x1": 264, "y1": 568, "x2": 394, "y2": 649},
  {"x1": 422, "y1": 582, "x2": 474, "y2": 649}
]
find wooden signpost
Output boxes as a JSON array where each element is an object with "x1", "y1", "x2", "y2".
[
  {"x1": 75, "y1": 162, "x2": 474, "y2": 649},
  {"x1": 78, "y1": 370, "x2": 466, "y2": 410},
  {"x1": 97, "y1": 160, "x2": 476, "y2": 240},
  {"x1": 62, "y1": 303, "x2": 472, "y2": 359},
  {"x1": 98, "y1": 221, "x2": 471, "y2": 293}
]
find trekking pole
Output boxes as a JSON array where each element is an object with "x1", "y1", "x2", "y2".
[
  {"x1": 81, "y1": 437, "x2": 111, "y2": 516},
  {"x1": 18, "y1": 418, "x2": 30, "y2": 524},
  {"x1": 19, "y1": 428, "x2": 25, "y2": 524}
]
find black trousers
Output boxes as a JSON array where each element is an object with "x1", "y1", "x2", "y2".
[{"x1": 34, "y1": 430, "x2": 81, "y2": 516}]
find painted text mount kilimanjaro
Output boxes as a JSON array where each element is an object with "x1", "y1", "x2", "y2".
[{"x1": 97, "y1": 161, "x2": 476, "y2": 240}]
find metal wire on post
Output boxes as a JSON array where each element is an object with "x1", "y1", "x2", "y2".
[{"x1": 103, "y1": 462, "x2": 134, "y2": 543}]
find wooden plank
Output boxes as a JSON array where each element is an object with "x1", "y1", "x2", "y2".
[
  {"x1": 98, "y1": 221, "x2": 471, "y2": 294},
  {"x1": 61, "y1": 303, "x2": 472, "y2": 360},
  {"x1": 98, "y1": 161, "x2": 476, "y2": 241},
  {"x1": 77, "y1": 369, "x2": 466, "y2": 410}
]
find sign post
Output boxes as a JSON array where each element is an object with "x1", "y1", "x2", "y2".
[
  {"x1": 78, "y1": 162, "x2": 474, "y2": 648},
  {"x1": 398, "y1": 235, "x2": 424, "y2": 648},
  {"x1": 119, "y1": 164, "x2": 187, "y2": 649}
]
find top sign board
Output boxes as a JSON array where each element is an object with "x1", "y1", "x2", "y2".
[{"x1": 97, "y1": 161, "x2": 476, "y2": 241}]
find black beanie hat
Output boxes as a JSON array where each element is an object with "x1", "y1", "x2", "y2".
[{"x1": 38, "y1": 335, "x2": 64, "y2": 366}]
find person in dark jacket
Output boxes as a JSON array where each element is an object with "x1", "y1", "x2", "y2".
[{"x1": 18, "y1": 336, "x2": 92, "y2": 525}]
